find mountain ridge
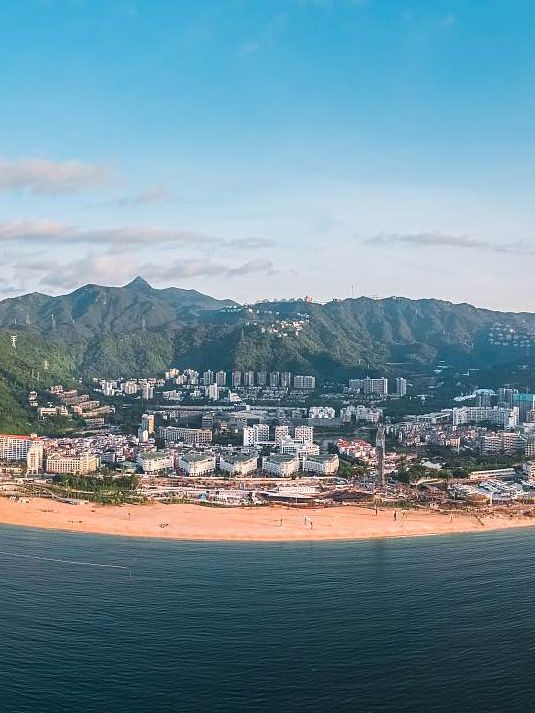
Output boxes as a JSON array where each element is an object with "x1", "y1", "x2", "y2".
[{"x1": 2, "y1": 279, "x2": 535, "y2": 431}]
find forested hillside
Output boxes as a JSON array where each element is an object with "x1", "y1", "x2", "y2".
[{"x1": 2, "y1": 279, "x2": 535, "y2": 431}]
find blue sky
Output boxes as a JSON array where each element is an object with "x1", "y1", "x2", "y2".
[{"x1": 1, "y1": 0, "x2": 534, "y2": 309}]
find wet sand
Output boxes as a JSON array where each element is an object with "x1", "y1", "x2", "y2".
[{"x1": 0, "y1": 496, "x2": 534, "y2": 541}]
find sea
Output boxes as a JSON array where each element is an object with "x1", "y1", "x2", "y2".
[{"x1": 1, "y1": 525, "x2": 534, "y2": 713}]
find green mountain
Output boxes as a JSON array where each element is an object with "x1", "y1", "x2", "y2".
[
  {"x1": 0, "y1": 276, "x2": 236, "y2": 338},
  {"x1": 0, "y1": 331, "x2": 78, "y2": 433},
  {"x1": 2, "y1": 279, "x2": 535, "y2": 431}
]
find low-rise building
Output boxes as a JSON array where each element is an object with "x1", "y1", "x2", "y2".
[
  {"x1": 340, "y1": 405, "x2": 383, "y2": 424},
  {"x1": 219, "y1": 453, "x2": 258, "y2": 476},
  {"x1": 262, "y1": 454, "x2": 300, "y2": 477},
  {"x1": 178, "y1": 453, "x2": 216, "y2": 476},
  {"x1": 308, "y1": 406, "x2": 336, "y2": 420},
  {"x1": 160, "y1": 426, "x2": 213, "y2": 446},
  {"x1": 38, "y1": 405, "x2": 69, "y2": 419},
  {"x1": 136, "y1": 451, "x2": 173, "y2": 474},
  {"x1": 303, "y1": 453, "x2": 339, "y2": 475},
  {"x1": 467, "y1": 467, "x2": 517, "y2": 480},
  {"x1": 480, "y1": 431, "x2": 522, "y2": 455},
  {"x1": 280, "y1": 438, "x2": 320, "y2": 464},
  {"x1": 46, "y1": 452, "x2": 99, "y2": 475}
]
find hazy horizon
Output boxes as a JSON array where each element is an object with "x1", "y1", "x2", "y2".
[{"x1": 2, "y1": 273, "x2": 535, "y2": 315}]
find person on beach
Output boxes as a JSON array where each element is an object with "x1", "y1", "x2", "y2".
[{"x1": 394, "y1": 510, "x2": 397, "y2": 522}]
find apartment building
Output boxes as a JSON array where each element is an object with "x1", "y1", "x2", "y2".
[
  {"x1": 219, "y1": 454, "x2": 258, "y2": 476},
  {"x1": 46, "y1": 452, "x2": 99, "y2": 476},
  {"x1": 302, "y1": 453, "x2": 340, "y2": 475},
  {"x1": 262, "y1": 454, "x2": 300, "y2": 477},
  {"x1": 243, "y1": 424, "x2": 270, "y2": 446},
  {"x1": 294, "y1": 425, "x2": 314, "y2": 444},
  {"x1": 293, "y1": 375, "x2": 316, "y2": 390},
  {"x1": 136, "y1": 451, "x2": 173, "y2": 474},
  {"x1": 178, "y1": 453, "x2": 216, "y2": 476},
  {"x1": 160, "y1": 426, "x2": 213, "y2": 446},
  {"x1": 0, "y1": 434, "x2": 44, "y2": 474}
]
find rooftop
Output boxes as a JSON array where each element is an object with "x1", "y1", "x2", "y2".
[
  {"x1": 305, "y1": 454, "x2": 338, "y2": 463},
  {"x1": 264, "y1": 454, "x2": 299, "y2": 463},
  {"x1": 139, "y1": 451, "x2": 169, "y2": 460},
  {"x1": 180, "y1": 453, "x2": 215, "y2": 462},
  {"x1": 221, "y1": 454, "x2": 258, "y2": 463}
]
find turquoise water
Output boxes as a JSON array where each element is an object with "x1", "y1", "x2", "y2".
[{"x1": 0, "y1": 525, "x2": 533, "y2": 712}]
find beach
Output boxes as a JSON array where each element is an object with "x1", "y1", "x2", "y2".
[{"x1": 0, "y1": 496, "x2": 534, "y2": 541}]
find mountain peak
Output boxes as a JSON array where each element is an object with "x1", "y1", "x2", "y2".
[{"x1": 125, "y1": 276, "x2": 152, "y2": 290}]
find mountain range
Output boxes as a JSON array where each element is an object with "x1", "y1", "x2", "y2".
[{"x1": 2, "y1": 277, "x2": 535, "y2": 431}]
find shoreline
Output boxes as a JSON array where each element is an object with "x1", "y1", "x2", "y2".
[{"x1": 1, "y1": 497, "x2": 535, "y2": 542}]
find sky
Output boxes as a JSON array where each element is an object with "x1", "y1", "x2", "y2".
[{"x1": 1, "y1": 0, "x2": 535, "y2": 310}]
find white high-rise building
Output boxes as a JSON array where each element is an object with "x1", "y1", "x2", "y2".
[
  {"x1": 452, "y1": 406, "x2": 518, "y2": 429},
  {"x1": 274, "y1": 425, "x2": 290, "y2": 445},
  {"x1": 395, "y1": 377, "x2": 407, "y2": 397},
  {"x1": 123, "y1": 381, "x2": 138, "y2": 395},
  {"x1": 293, "y1": 375, "x2": 316, "y2": 390},
  {"x1": 207, "y1": 383, "x2": 219, "y2": 401},
  {"x1": 269, "y1": 372, "x2": 280, "y2": 387},
  {"x1": 363, "y1": 377, "x2": 388, "y2": 396},
  {"x1": 0, "y1": 434, "x2": 44, "y2": 473},
  {"x1": 141, "y1": 413, "x2": 155, "y2": 434},
  {"x1": 294, "y1": 425, "x2": 314, "y2": 443},
  {"x1": 243, "y1": 423, "x2": 270, "y2": 446},
  {"x1": 202, "y1": 370, "x2": 215, "y2": 386},
  {"x1": 141, "y1": 383, "x2": 154, "y2": 400},
  {"x1": 243, "y1": 371, "x2": 255, "y2": 387}
]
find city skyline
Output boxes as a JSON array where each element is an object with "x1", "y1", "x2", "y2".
[{"x1": 1, "y1": 0, "x2": 535, "y2": 310}]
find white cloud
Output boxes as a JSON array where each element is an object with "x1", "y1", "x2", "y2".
[
  {"x1": 21, "y1": 253, "x2": 277, "y2": 293},
  {"x1": 0, "y1": 220, "x2": 274, "y2": 249},
  {"x1": 0, "y1": 158, "x2": 111, "y2": 194},
  {"x1": 366, "y1": 231, "x2": 531, "y2": 254},
  {"x1": 100, "y1": 186, "x2": 176, "y2": 207}
]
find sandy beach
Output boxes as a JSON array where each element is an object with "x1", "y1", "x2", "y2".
[{"x1": 0, "y1": 496, "x2": 534, "y2": 541}]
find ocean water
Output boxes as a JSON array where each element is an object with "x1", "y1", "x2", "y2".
[{"x1": 1, "y1": 526, "x2": 534, "y2": 713}]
